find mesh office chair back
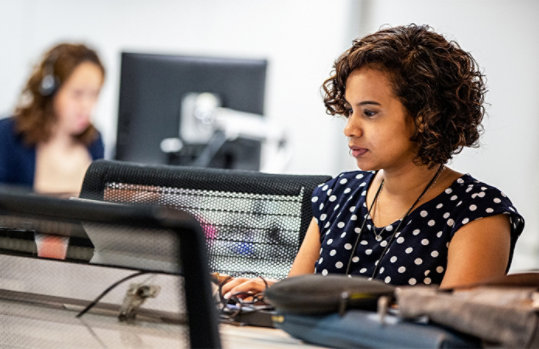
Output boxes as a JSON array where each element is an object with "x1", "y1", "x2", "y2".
[{"x1": 80, "y1": 160, "x2": 331, "y2": 280}]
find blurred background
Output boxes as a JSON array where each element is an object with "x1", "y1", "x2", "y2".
[{"x1": 1, "y1": 0, "x2": 537, "y2": 271}]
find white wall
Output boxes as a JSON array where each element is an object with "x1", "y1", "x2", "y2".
[
  {"x1": 1, "y1": 0, "x2": 537, "y2": 270},
  {"x1": 0, "y1": 0, "x2": 354, "y2": 174}
]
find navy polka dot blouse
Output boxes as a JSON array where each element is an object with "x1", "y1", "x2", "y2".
[{"x1": 312, "y1": 171, "x2": 524, "y2": 286}]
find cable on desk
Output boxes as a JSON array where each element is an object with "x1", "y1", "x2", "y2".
[{"x1": 76, "y1": 270, "x2": 151, "y2": 318}]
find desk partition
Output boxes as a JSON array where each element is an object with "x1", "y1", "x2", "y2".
[{"x1": 0, "y1": 188, "x2": 220, "y2": 348}]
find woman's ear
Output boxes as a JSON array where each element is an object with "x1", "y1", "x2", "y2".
[{"x1": 415, "y1": 115, "x2": 425, "y2": 133}]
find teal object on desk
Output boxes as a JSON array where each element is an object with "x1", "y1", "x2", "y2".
[{"x1": 273, "y1": 309, "x2": 481, "y2": 349}]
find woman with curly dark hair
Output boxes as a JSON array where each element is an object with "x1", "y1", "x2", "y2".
[
  {"x1": 0, "y1": 43, "x2": 105, "y2": 196},
  {"x1": 222, "y1": 24, "x2": 524, "y2": 297}
]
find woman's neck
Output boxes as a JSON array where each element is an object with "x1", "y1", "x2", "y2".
[
  {"x1": 377, "y1": 163, "x2": 444, "y2": 199},
  {"x1": 44, "y1": 126, "x2": 77, "y2": 149},
  {"x1": 367, "y1": 162, "x2": 448, "y2": 227}
]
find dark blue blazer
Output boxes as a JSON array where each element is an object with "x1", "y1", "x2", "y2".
[{"x1": 0, "y1": 117, "x2": 104, "y2": 188}]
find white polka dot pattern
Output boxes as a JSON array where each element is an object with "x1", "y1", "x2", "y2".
[{"x1": 311, "y1": 170, "x2": 524, "y2": 286}]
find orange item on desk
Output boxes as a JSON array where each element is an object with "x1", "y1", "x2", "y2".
[{"x1": 35, "y1": 234, "x2": 69, "y2": 260}]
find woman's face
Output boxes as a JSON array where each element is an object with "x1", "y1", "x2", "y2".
[
  {"x1": 344, "y1": 67, "x2": 417, "y2": 172},
  {"x1": 53, "y1": 61, "x2": 103, "y2": 137}
]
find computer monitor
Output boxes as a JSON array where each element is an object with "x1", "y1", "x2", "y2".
[{"x1": 115, "y1": 52, "x2": 268, "y2": 170}]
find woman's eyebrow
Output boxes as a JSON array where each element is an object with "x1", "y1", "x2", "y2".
[{"x1": 357, "y1": 100, "x2": 381, "y2": 106}]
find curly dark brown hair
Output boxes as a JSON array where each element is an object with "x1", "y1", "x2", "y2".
[
  {"x1": 322, "y1": 24, "x2": 486, "y2": 166},
  {"x1": 14, "y1": 43, "x2": 105, "y2": 146}
]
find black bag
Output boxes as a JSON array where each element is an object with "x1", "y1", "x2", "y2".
[
  {"x1": 265, "y1": 274, "x2": 480, "y2": 348},
  {"x1": 264, "y1": 274, "x2": 395, "y2": 314}
]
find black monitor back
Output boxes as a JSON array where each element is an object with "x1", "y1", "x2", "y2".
[{"x1": 115, "y1": 52, "x2": 267, "y2": 170}]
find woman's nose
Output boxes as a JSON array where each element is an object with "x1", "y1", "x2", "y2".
[
  {"x1": 344, "y1": 113, "x2": 362, "y2": 138},
  {"x1": 81, "y1": 94, "x2": 98, "y2": 113}
]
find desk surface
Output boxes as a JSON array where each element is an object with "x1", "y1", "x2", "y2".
[
  {"x1": 0, "y1": 254, "x2": 324, "y2": 348},
  {"x1": 0, "y1": 296, "x2": 323, "y2": 348}
]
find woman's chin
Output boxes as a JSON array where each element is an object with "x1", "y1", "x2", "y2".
[
  {"x1": 72, "y1": 124, "x2": 91, "y2": 136},
  {"x1": 354, "y1": 160, "x2": 378, "y2": 172}
]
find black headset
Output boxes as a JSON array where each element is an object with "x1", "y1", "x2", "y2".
[{"x1": 39, "y1": 51, "x2": 59, "y2": 96}]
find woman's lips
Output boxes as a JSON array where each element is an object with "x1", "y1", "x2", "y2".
[{"x1": 349, "y1": 146, "x2": 368, "y2": 157}]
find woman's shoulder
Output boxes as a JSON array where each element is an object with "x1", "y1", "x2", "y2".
[
  {"x1": 440, "y1": 173, "x2": 524, "y2": 235},
  {"x1": 0, "y1": 116, "x2": 16, "y2": 132},
  {"x1": 447, "y1": 174, "x2": 515, "y2": 206},
  {"x1": 88, "y1": 129, "x2": 105, "y2": 160},
  {"x1": 312, "y1": 170, "x2": 374, "y2": 205},
  {"x1": 311, "y1": 170, "x2": 373, "y2": 219},
  {"x1": 0, "y1": 117, "x2": 19, "y2": 144}
]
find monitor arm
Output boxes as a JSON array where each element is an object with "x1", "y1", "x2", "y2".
[{"x1": 160, "y1": 92, "x2": 290, "y2": 172}]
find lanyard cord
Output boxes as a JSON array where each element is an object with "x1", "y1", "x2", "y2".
[
  {"x1": 344, "y1": 164, "x2": 444, "y2": 277},
  {"x1": 344, "y1": 174, "x2": 384, "y2": 275}
]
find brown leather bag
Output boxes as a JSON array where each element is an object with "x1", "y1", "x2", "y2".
[{"x1": 396, "y1": 272, "x2": 539, "y2": 348}]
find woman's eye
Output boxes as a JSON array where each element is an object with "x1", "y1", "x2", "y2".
[
  {"x1": 70, "y1": 90, "x2": 84, "y2": 98},
  {"x1": 363, "y1": 109, "x2": 377, "y2": 118}
]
